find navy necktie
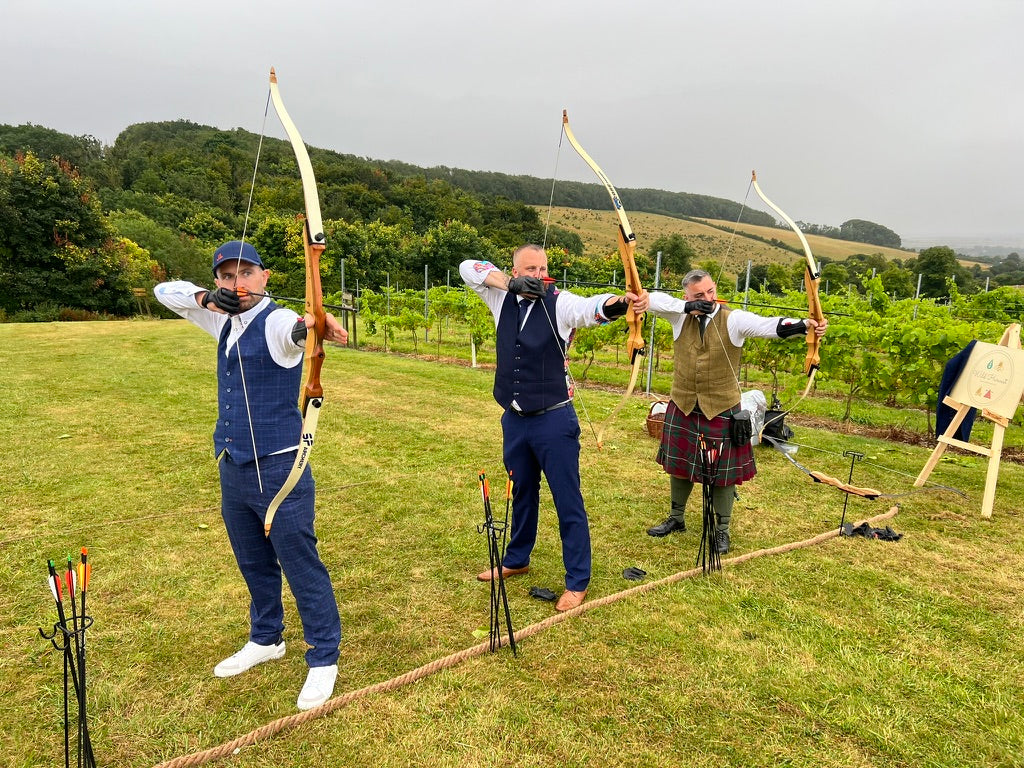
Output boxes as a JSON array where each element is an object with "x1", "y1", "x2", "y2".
[
  {"x1": 698, "y1": 315, "x2": 708, "y2": 340},
  {"x1": 518, "y1": 298, "x2": 531, "y2": 331}
]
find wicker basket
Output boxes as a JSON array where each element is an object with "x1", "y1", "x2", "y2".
[{"x1": 646, "y1": 401, "x2": 669, "y2": 439}]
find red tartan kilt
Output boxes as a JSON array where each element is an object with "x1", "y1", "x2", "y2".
[{"x1": 656, "y1": 400, "x2": 756, "y2": 485}]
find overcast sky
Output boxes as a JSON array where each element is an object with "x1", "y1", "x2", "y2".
[{"x1": 6, "y1": 0, "x2": 1022, "y2": 244}]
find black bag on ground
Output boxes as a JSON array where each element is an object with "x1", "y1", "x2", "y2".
[{"x1": 761, "y1": 409, "x2": 794, "y2": 442}]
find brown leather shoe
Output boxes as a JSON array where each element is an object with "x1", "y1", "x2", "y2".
[
  {"x1": 555, "y1": 589, "x2": 587, "y2": 612},
  {"x1": 476, "y1": 565, "x2": 529, "y2": 582}
]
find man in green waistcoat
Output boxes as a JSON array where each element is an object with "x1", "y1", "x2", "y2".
[{"x1": 642, "y1": 269, "x2": 827, "y2": 553}]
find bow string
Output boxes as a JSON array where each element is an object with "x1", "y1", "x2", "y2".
[
  {"x1": 560, "y1": 110, "x2": 646, "y2": 448},
  {"x1": 262, "y1": 67, "x2": 328, "y2": 536},
  {"x1": 750, "y1": 170, "x2": 824, "y2": 395},
  {"x1": 726, "y1": 173, "x2": 962, "y2": 500}
]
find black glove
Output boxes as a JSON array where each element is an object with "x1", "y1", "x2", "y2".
[
  {"x1": 604, "y1": 297, "x2": 629, "y2": 319},
  {"x1": 684, "y1": 300, "x2": 716, "y2": 315},
  {"x1": 205, "y1": 287, "x2": 241, "y2": 314},
  {"x1": 776, "y1": 318, "x2": 809, "y2": 338},
  {"x1": 622, "y1": 566, "x2": 648, "y2": 581},
  {"x1": 507, "y1": 276, "x2": 546, "y2": 299}
]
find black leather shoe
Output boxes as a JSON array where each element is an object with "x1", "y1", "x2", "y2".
[
  {"x1": 715, "y1": 529, "x2": 731, "y2": 554},
  {"x1": 647, "y1": 517, "x2": 686, "y2": 537}
]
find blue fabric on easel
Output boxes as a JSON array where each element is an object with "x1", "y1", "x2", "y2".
[{"x1": 935, "y1": 340, "x2": 978, "y2": 440}]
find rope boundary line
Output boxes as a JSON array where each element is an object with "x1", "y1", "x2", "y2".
[{"x1": 153, "y1": 506, "x2": 899, "y2": 768}]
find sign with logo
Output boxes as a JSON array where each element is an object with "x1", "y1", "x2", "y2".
[{"x1": 950, "y1": 341, "x2": 1024, "y2": 420}]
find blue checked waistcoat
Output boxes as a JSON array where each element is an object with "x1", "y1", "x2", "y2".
[{"x1": 213, "y1": 303, "x2": 302, "y2": 463}]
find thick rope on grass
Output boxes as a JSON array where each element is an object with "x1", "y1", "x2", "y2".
[{"x1": 153, "y1": 506, "x2": 898, "y2": 767}]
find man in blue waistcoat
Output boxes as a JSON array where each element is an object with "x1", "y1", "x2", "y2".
[
  {"x1": 154, "y1": 240, "x2": 347, "y2": 710},
  {"x1": 461, "y1": 245, "x2": 648, "y2": 611}
]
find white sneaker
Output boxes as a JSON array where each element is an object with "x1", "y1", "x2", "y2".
[
  {"x1": 213, "y1": 640, "x2": 286, "y2": 678},
  {"x1": 296, "y1": 664, "x2": 338, "y2": 710}
]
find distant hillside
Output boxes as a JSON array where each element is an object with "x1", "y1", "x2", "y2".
[
  {"x1": 2, "y1": 120, "x2": 909, "y2": 256},
  {"x1": 541, "y1": 206, "x2": 914, "y2": 271},
  {"x1": 376, "y1": 161, "x2": 779, "y2": 230},
  {"x1": 400, "y1": 164, "x2": 910, "y2": 251}
]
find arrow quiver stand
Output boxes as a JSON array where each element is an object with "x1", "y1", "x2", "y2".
[
  {"x1": 695, "y1": 437, "x2": 723, "y2": 574},
  {"x1": 477, "y1": 473, "x2": 516, "y2": 655},
  {"x1": 39, "y1": 556, "x2": 96, "y2": 768},
  {"x1": 915, "y1": 323, "x2": 1024, "y2": 518}
]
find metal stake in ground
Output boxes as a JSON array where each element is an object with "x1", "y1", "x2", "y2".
[
  {"x1": 477, "y1": 472, "x2": 499, "y2": 649},
  {"x1": 838, "y1": 450, "x2": 866, "y2": 533},
  {"x1": 65, "y1": 555, "x2": 88, "y2": 767},
  {"x1": 498, "y1": 472, "x2": 517, "y2": 655},
  {"x1": 74, "y1": 549, "x2": 95, "y2": 768}
]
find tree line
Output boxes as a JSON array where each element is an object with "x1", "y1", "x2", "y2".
[{"x1": 1, "y1": 120, "x2": 1020, "y2": 321}]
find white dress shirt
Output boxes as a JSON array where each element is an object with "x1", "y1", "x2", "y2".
[
  {"x1": 153, "y1": 281, "x2": 305, "y2": 368},
  {"x1": 459, "y1": 260, "x2": 619, "y2": 340}
]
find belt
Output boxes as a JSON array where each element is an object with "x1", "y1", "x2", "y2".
[{"x1": 511, "y1": 400, "x2": 572, "y2": 418}]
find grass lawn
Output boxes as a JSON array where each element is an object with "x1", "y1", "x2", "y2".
[{"x1": 2, "y1": 320, "x2": 1023, "y2": 767}]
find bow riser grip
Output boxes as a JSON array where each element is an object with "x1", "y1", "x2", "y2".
[
  {"x1": 804, "y1": 265, "x2": 823, "y2": 374},
  {"x1": 303, "y1": 352, "x2": 325, "y2": 402}
]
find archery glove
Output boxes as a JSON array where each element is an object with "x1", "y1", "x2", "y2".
[
  {"x1": 290, "y1": 317, "x2": 308, "y2": 344},
  {"x1": 684, "y1": 300, "x2": 716, "y2": 316},
  {"x1": 604, "y1": 297, "x2": 630, "y2": 319},
  {"x1": 776, "y1": 318, "x2": 809, "y2": 338},
  {"x1": 507, "y1": 276, "x2": 546, "y2": 299},
  {"x1": 205, "y1": 287, "x2": 241, "y2": 314}
]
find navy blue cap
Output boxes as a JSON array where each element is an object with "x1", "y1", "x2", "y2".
[{"x1": 212, "y1": 241, "x2": 264, "y2": 276}]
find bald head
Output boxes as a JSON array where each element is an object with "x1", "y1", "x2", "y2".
[{"x1": 511, "y1": 245, "x2": 549, "y2": 279}]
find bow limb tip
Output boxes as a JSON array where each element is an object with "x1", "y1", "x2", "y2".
[{"x1": 809, "y1": 470, "x2": 882, "y2": 499}]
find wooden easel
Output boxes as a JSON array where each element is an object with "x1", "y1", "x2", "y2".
[{"x1": 914, "y1": 324, "x2": 1023, "y2": 518}]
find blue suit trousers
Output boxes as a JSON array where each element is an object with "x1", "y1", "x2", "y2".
[
  {"x1": 219, "y1": 451, "x2": 341, "y2": 667},
  {"x1": 500, "y1": 405, "x2": 591, "y2": 592}
]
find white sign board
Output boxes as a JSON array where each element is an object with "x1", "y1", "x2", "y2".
[{"x1": 949, "y1": 342, "x2": 1024, "y2": 420}]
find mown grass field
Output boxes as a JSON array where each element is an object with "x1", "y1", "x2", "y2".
[{"x1": 2, "y1": 320, "x2": 1023, "y2": 767}]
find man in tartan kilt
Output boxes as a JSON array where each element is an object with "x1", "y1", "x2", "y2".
[{"x1": 644, "y1": 270, "x2": 827, "y2": 553}]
